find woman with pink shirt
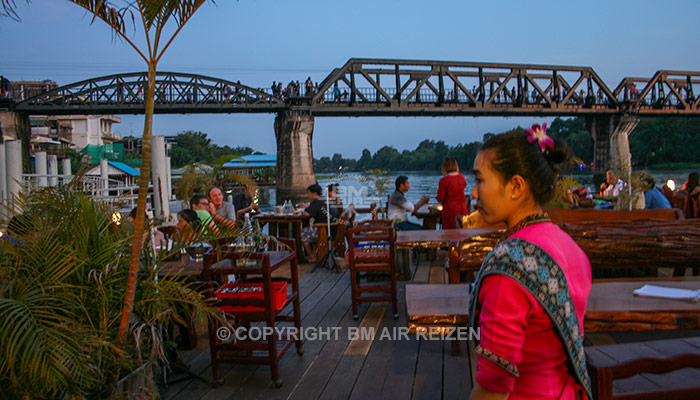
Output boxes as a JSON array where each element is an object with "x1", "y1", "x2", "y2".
[{"x1": 468, "y1": 124, "x2": 593, "y2": 400}]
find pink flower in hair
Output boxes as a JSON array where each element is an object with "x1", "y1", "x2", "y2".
[{"x1": 526, "y1": 123, "x2": 554, "y2": 153}]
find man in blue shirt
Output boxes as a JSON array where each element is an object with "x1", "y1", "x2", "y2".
[{"x1": 639, "y1": 173, "x2": 672, "y2": 209}]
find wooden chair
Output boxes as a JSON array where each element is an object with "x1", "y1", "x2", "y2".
[
  {"x1": 314, "y1": 213, "x2": 355, "y2": 264},
  {"x1": 673, "y1": 190, "x2": 699, "y2": 219},
  {"x1": 585, "y1": 337, "x2": 700, "y2": 399},
  {"x1": 346, "y1": 220, "x2": 398, "y2": 320},
  {"x1": 203, "y1": 237, "x2": 303, "y2": 387}
]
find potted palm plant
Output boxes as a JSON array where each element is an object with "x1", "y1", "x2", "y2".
[{"x1": 0, "y1": 185, "x2": 244, "y2": 399}]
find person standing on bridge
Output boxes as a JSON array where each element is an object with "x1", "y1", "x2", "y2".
[
  {"x1": 468, "y1": 124, "x2": 592, "y2": 400},
  {"x1": 333, "y1": 82, "x2": 341, "y2": 102}
]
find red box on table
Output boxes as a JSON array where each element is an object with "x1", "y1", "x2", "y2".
[{"x1": 214, "y1": 282, "x2": 287, "y2": 312}]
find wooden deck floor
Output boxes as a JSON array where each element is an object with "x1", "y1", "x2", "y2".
[{"x1": 163, "y1": 252, "x2": 473, "y2": 400}]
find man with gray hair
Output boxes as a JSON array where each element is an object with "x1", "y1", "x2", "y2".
[{"x1": 599, "y1": 170, "x2": 625, "y2": 199}]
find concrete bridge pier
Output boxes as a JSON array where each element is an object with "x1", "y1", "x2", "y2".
[
  {"x1": 274, "y1": 111, "x2": 317, "y2": 204},
  {"x1": 586, "y1": 115, "x2": 640, "y2": 189}
]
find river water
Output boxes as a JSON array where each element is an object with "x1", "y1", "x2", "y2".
[{"x1": 253, "y1": 169, "x2": 696, "y2": 224}]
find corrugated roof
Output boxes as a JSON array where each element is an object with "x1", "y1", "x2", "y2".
[
  {"x1": 223, "y1": 154, "x2": 276, "y2": 168},
  {"x1": 224, "y1": 161, "x2": 277, "y2": 168},
  {"x1": 241, "y1": 154, "x2": 276, "y2": 162},
  {"x1": 109, "y1": 161, "x2": 140, "y2": 176}
]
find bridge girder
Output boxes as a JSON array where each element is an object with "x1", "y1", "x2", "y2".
[
  {"x1": 7, "y1": 59, "x2": 700, "y2": 117},
  {"x1": 614, "y1": 71, "x2": 700, "y2": 114},
  {"x1": 309, "y1": 58, "x2": 700, "y2": 117},
  {"x1": 14, "y1": 72, "x2": 286, "y2": 115}
]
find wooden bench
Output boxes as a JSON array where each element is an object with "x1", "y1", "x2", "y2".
[
  {"x1": 585, "y1": 337, "x2": 700, "y2": 399},
  {"x1": 449, "y1": 208, "x2": 694, "y2": 284}
]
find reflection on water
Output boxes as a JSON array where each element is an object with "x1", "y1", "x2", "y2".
[
  {"x1": 252, "y1": 169, "x2": 695, "y2": 224},
  {"x1": 258, "y1": 170, "x2": 694, "y2": 207}
]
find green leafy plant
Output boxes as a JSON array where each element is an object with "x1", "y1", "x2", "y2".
[
  {"x1": 0, "y1": 185, "x2": 241, "y2": 398},
  {"x1": 359, "y1": 169, "x2": 391, "y2": 219},
  {"x1": 175, "y1": 155, "x2": 259, "y2": 201},
  {"x1": 550, "y1": 175, "x2": 581, "y2": 208}
]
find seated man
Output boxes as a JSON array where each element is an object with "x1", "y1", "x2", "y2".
[
  {"x1": 388, "y1": 175, "x2": 429, "y2": 230},
  {"x1": 639, "y1": 172, "x2": 672, "y2": 209},
  {"x1": 189, "y1": 193, "x2": 218, "y2": 233},
  {"x1": 233, "y1": 187, "x2": 258, "y2": 222},
  {"x1": 208, "y1": 187, "x2": 236, "y2": 228},
  {"x1": 599, "y1": 170, "x2": 625, "y2": 199},
  {"x1": 299, "y1": 183, "x2": 340, "y2": 262}
]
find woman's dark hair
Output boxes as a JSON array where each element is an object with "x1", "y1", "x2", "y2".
[
  {"x1": 442, "y1": 157, "x2": 459, "y2": 174},
  {"x1": 479, "y1": 129, "x2": 571, "y2": 204},
  {"x1": 178, "y1": 209, "x2": 201, "y2": 230},
  {"x1": 682, "y1": 172, "x2": 699, "y2": 192}
]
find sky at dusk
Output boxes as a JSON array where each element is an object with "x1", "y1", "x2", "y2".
[{"x1": 2, "y1": 0, "x2": 700, "y2": 158}]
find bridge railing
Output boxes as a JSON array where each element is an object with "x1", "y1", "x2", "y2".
[
  {"x1": 317, "y1": 86, "x2": 615, "y2": 108},
  {"x1": 310, "y1": 58, "x2": 621, "y2": 113},
  {"x1": 15, "y1": 72, "x2": 285, "y2": 113},
  {"x1": 613, "y1": 72, "x2": 700, "y2": 112}
]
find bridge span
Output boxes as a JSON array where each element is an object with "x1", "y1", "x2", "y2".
[{"x1": 4, "y1": 58, "x2": 700, "y2": 197}]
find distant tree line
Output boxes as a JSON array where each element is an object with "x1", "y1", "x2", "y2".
[
  {"x1": 314, "y1": 139, "x2": 482, "y2": 173},
  {"x1": 170, "y1": 130, "x2": 258, "y2": 168},
  {"x1": 166, "y1": 118, "x2": 700, "y2": 172},
  {"x1": 314, "y1": 117, "x2": 700, "y2": 172}
]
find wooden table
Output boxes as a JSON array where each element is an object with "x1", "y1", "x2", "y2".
[
  {"x1": 585, "y1": 277, "x2": 700, "y2": 332},
  {"x1": 396, "y1": 228, "x2": 499, "y2": 249},
  {"x1": 414, "y1": 204, "x2": 442, "y2": 229},
  {"x1": 254, "y1": 213, "x2": 309, "y2": 262},
  {"x1": 405, "y1": 278, "x2": 700, "y2": 333},
  {"x1": 405, "y1": 283, "x2": 471, "y2": 332},
  {"x1": 157, "y1": 258, "x2": 203, "y2": 277}
]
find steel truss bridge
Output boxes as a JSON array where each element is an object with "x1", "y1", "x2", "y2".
[{"x1": 11, "y1": 58, "x2": 700, "y2": 117}]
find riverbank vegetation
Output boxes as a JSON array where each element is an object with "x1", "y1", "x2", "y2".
[
  {"x1": 171, "y1": 131, "x2": 260, "y2": 168},
  {"x1": 313, "y1": 117, "x2": 700, "y2": 173}
]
